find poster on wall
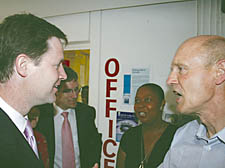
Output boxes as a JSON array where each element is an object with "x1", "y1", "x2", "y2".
[
  {"x1": 123, "y1": 67, "x2": 150, "y2": 105},
  {"x1": 123, "y1": 74, "x2": 131, "y2": 104},
  {"x1": 116, "y1": 111, "x2": 138, "y2": 142},
  {"x1": 63, "y1": 59, "x2": 70, "y2": 67},
  {"x1": 131, "y1": 68, "x2": 150, "y2": 104}
]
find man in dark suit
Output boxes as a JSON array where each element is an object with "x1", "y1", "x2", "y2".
[
  {"x1": 37, "y1": 66, "x2": 102, "y2": 168},
  {"x1": 0, "y1": 13, "x2": 67, "y2": 167}
]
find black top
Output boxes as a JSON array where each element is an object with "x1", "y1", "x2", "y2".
[{"x1": 119, "y1": 124, "x2": 178, "y2": 168}]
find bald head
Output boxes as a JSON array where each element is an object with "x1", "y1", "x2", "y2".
[
  {"x1": 178, "y1": 35, "x2": 225, "y2": 67},
  {"x1": 167, "y1": 35, "x2": 225, "y2": 115}
]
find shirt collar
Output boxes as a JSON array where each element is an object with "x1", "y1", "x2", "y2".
[
  {"x1": 196, "y1": 123, "x2": 207, "y2": 140},
  {"x1": 0, "y1": 96, "x2": 26, "y2": 133},
  {"x1": 196, "y1": 121, "x2": 225, "y2": 143},
  {"x1": 215, "y1": 127, "x2": 225, "y2": 143},
  {"x1": 53, "y1": 103, "x2": 74, "y2": 117}
]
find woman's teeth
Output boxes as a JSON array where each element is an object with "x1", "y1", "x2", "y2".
[{"x1": 139, "y1": 112, "x2": 146, "y2": 117}]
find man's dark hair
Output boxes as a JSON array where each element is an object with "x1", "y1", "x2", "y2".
[
  {"x1": 81, "y1": 85, "x2": 89, "y2": 98},
  {"x1": 0, "y1": 13, "x2": 68, "y2": 83},
  {"x1": 58, "y1": 65, "x2": 78, "y2": 90}
]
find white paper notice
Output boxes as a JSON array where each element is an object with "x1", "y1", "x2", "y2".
[{"x1": 131, "y1": 68, "x2": 150, "y2": 104}]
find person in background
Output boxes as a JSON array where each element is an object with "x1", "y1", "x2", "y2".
[
  {"x1": 28, "y1": 107, "x2": 50, "y2": 168},
  {"x1": 37, "y1": 65, "x2": 102, "y2": 168},
  {"x1": 0, "y1": 13, "x2": 67, "y2": 167},
  {"x1": 159, "y1": 35, "x2": 225, "y2": 168},
  {"x1": 116, "y1": 83, "x2": 179, "y2": 168},
  {"x1": 81, "y1": 85, "x2": 89, "y2": 104}
]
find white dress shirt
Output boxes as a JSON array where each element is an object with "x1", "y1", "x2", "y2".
[
  {"x1": 53, "y1": 104, "x2": 81, "y2": 168},
  {"x1": 0, "y1": 96, "x2": 27, "y2": 139}
]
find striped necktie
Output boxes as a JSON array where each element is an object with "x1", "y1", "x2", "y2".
[{"x1": 24, "y1": 119, "x2": 39, "y2": 158}]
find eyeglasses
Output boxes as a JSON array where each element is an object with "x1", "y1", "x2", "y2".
[{"x1": 62, "y1": 87, "x2": 80, "y2": 94}]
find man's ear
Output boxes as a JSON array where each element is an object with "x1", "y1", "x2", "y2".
[
  {"x1": 15, "y1": 54, "x2": 30, "y2": 78},
  {"x1": 215, "y1": 59, "x2": 225, "y2": 85}
]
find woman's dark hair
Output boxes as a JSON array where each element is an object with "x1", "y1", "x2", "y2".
[{"x1": 138, "y1": 83, "x2": 165, "y2": 102}]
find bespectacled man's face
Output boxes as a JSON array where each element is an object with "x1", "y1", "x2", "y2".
[{"x1": 55, "y1": 79, "x2": 80, "y2": 110}]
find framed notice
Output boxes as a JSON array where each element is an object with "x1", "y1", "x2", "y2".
[{"x1": 116, "y1": 111, "x2": 138, "y2": 142}]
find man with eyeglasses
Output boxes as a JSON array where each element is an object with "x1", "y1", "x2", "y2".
[{"x1": 36, "y1": 65, "x2": 102, "y2": 168}]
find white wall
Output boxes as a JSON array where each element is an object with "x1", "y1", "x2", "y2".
[
  {"x1": 45, "y1": 13, "x2": 90, "y2": 43},
  {"x1": 197, "y1": 0, "x2": 225, "y2": 36},
  {"x1": 0, "y1": 0, "x2": 189, "y2": 21}
]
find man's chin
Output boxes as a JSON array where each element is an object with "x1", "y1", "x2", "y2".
[
  {"x1": 45, "y1": 94, "x2": 56, "y2": 104},
  {"x1": 176, "y1": 105, "x2": 185, "y2": 114},
  {"x1": 177, "y1": 106, "x2": 191, "y2": 115}
]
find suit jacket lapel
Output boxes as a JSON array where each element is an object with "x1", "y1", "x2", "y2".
[{"x1": 0, "y1": 109, "x2": 43, "y2": 167}]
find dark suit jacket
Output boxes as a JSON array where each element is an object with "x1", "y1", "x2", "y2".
[
  {"x1": 37, "y1": 102, "x2": 102, "y2": 168},
  {"x1": 0, "y1": 108, "x2": 44, "y2": 168}
]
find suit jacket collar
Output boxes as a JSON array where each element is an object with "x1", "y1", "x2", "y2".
[{"x1": 0, "y1": 109, "x2": 44, "y2": 167}]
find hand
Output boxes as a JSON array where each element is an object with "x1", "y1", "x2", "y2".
[{"x1": 92, "y1": 163, "x2": 99, "y2": 168}]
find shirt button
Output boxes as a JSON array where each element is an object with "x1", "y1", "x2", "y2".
[{"x1": 204, "y1": 145, "x2": 211, "y2": 151}]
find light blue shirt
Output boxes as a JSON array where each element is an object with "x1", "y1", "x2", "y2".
[
  {"x1": 53, "y1": 104, "x2": 81, "y2": 168},
  {"x1": 159, "y1": 120, "x2": 225, "y2": 168}
]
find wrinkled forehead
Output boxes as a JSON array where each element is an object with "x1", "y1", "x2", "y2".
[{"x1": 172, "y1": 39, "x2": 208, "y2": 66}]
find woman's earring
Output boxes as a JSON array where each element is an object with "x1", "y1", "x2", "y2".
[{"x1": 160, "y1": 105, "x2": 164, "y2": 111}]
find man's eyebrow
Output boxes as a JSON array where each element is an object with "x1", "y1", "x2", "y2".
[
  {"x1": 62, "y1": 88, "x2": 72, "y2": 91},
  {"x1": 58, "y1": 59, "x2": 64, "y2": 65},
  {"x1": 172, "y1": 62, "x2": 187, "y2": 67},
  {"x1": 63, "y1": 88, "x2": 71, "y2": 90}
]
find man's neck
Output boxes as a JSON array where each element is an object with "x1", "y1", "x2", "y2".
[{"x1": 0, "y1": 83, "x2": 29, "y2": 116}]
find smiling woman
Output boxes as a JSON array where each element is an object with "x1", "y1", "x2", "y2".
[{"x1": 116, "y1": 83, "x2": 179, "y2": 168}]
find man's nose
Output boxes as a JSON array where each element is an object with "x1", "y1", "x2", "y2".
[
  {"x1": 167, "y1": 71, "x2": 177, "y2": 86},
  {"x1": 59, "y1": 64, "x2": 67, "y2": 80},
  {"x1": 71, "y1": 90, "x2": 78, "y2": 98}
]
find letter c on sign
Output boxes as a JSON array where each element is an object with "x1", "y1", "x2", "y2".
[{"x1": 103, "y1": 139, "x2": 117, "y2": 158}]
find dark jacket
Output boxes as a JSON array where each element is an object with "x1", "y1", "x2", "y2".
[
  {"x1": 0, "y1": 108, "x2": 44, "y2": 168},
  {"x1": 37, "y1": 102, "x2": 102, "y2": 168}
]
